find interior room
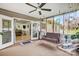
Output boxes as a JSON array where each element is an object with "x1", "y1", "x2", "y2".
[
  {"x1": 15, "y1": 20, "x2": 31, "y2": 43},
  {"x1": 0, "y1": 3, "x2": 79, "y2": 56}
]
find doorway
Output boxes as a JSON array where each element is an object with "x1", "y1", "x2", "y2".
[{"x1": 15, "y1": 20, "x2": 31, "y2": 43}]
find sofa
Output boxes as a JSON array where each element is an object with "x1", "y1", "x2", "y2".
[{"x1": 42, "y1": 32, "x2": 60, "y2": 43}]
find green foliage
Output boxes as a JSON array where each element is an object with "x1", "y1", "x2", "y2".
[
  {"x1": 0, "y1": 32, "x2": 3, "y2": 35},
  {"x1": 71, "y1": 34, "x2": 77, "y2": 39},
  {"x1": 76, "y1": 32, "x2": 79, "y2": 39},
  {"x1": 70, "y1": 32, "x2": 79, "y2": 39}
]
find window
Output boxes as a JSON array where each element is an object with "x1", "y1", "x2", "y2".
[
  {"x1": 3, "y1": 19, "x2": 11, "y2": 28},
  {"x1": 54, "y1": 15, "x2": 64, "y2": 33},
  {"x1": 64, "y1": 13, "x2": 70, "y2": 34},
  {"x1": 47, "y1": 10, "x2": 79, "y2": 35},
  {"x1": 64, "y1": 12, "x2": 77, "y2": 35}
]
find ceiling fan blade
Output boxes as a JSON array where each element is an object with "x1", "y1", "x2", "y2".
[
  {"x1": 29, "y1": 9, "x2": 37, "y2": 13},
  {"x1": 39, "y1": 3, "x2": 46, "y2": 8},
  {"x1": 41, "y1": 8, "x2": 51, "y2": 11},
  {"x1": 25, "y1": 3, "x2": 37, "y2": 8},
  {"x1": 39, "y1": 11, "x2": 42, "y2": 15}
]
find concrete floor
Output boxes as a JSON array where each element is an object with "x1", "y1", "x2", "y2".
[{"x1": 0, "y1": 40, "x2": 70, "y2": 56}]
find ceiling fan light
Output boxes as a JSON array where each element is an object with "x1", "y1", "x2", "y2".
[{"x1": 37, "y1": 9, "x2": 41, "y2": 11}]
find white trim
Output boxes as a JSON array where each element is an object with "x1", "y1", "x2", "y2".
[
  {"x1": 13, "y1": 17, "x2": 33, "y2": 22},
  {"x1": 14, "y1": 17, "x2": 40, "y2": 41},
  {"x1": 0, "y1": 14, "x2": 14, "y2": 20},
  {"x1": 14, "y1": 17, "x2": 32, "y2": 43},
  {"x1": 0, "y1": 18, "x2": 2, "y2": 45},
  {"x1": 31, "y1": 21, "x2": 40, "y2": 40},
  {"x1": 0, "y1": 14, "x2": 15, "y2": 49}
]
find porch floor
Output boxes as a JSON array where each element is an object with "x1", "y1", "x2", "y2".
[{"x1": 0, "y1": 40, "x2": 70, "y2": 56}]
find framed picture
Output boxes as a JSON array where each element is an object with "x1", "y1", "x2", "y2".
[{"x1": 47, "y1": 20, "x2": 52, "y2": 24}]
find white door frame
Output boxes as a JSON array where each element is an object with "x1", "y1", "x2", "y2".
[
  {"x1": 31, "y1": 21, "x2": 40, "y2": 40},
  {"x1": 0, "y1": 14, "x2": 15, "y2": 49},
  {"x1": 14, "y1": 17, "x2": 32, "y2": 43}
]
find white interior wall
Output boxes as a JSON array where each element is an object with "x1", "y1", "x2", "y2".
[{"x1": 47, "y1": 18, "x2": 53, "y2": 33}]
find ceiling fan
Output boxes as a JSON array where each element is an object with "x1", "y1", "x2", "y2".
[{"x1": 25, "y1": 3, "x2": 52, "y2": 15}]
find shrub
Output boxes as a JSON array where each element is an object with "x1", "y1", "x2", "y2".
[
  {"x1": 71, "y1": 34, "x2": 77, "y2": 39},
  {"x1": 0, "y1": 32, "x2": 3, "y2": 35},
  {"x1": 76, "y1": 32, "x2": 79, "y2": 39}
]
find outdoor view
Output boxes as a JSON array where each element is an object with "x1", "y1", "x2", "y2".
[
  {"x1": 53, "y1": 11, "x2": 79, "y2": 35},
  {"x1": 50, "y1": 10, "x2": 79, "y2": 45},
  {"x1": 0, "y1": 3, "x2": 79, "y2": 56},
  {"x1": 54, "y1": 15, "x2": 64, "y2": 33}
]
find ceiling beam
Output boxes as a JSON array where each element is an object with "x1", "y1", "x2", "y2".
[{"x1": 0, "y1": 8, "x2": 40, "y2": 21}]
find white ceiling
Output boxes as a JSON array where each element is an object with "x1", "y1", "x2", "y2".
[{"x1": 0, "y1": 3, "x2": 79, "y2": 19}]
